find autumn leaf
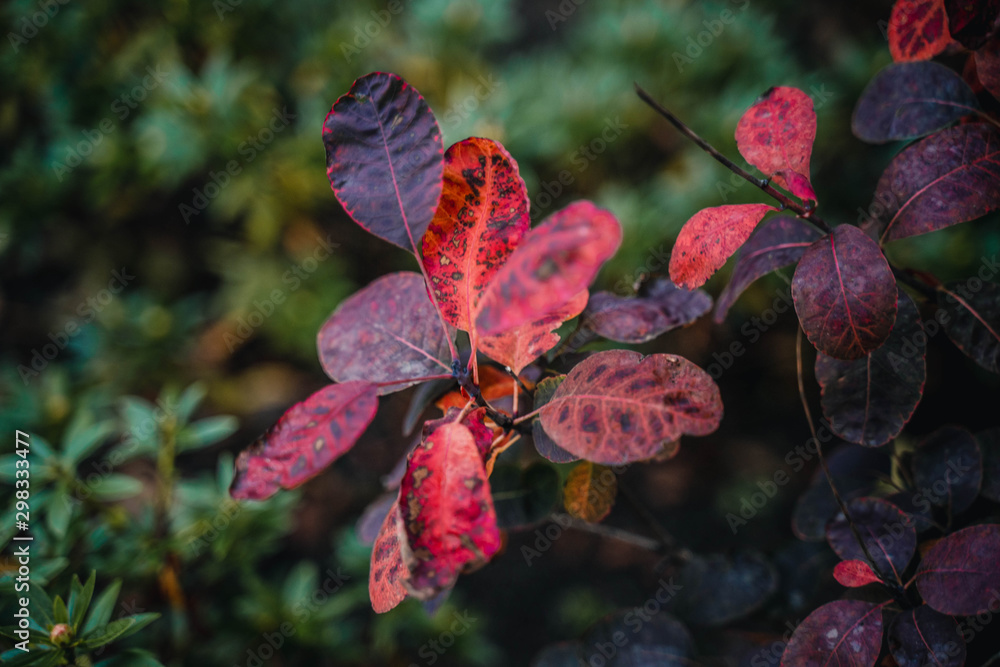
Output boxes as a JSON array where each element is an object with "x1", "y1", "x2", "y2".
[
  {"x1": 887, "y1": 606, "x2": 966, "y2": 667},
  {"x1": 563, "y1": 461, "x2": 617, "y2": 523},
  {"x1": 780, "y1": 600, "x2": 884, "y2": 667},
  {"x1": 888, "y1": 0, "x2": 952, "y2": 63},
  {"x1": 369, "y1": 503, "x2": 409, "y2": 613},
  {"x1": 825, "y1": 497, "x2": 916, "y2": 581},
  {"x1": 478, "y1": 291, "x2": 588, "y2": 374},
  {"x1": 915, "y1": 524, "x2": 1000, "y2": 615},
  {"x1": 833, "y1": 560, "x2": 882, "y2": 588},
  {"x1": 937, "y1": 281, "x2": 1000, "y2": 374},
  {"x1": 583, "y1": 278, "x2": 711, "y2": 344}
]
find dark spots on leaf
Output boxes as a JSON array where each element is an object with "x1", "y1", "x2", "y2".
[
  {"x1": 586, "y1": 364, "x2": 609, "y2": 383},
  {"x1": 607, "y1": 367, "x2": 637, "y2": 384},
  {"x1": 558, "y1": 405, "x2": 571, "y2": 424},
  {"x1": 580, "y1": 404, "x2": 600, "y2": 433},
  {"x1": 629, "y1": 377, "x2": 658, "y2": 392}
]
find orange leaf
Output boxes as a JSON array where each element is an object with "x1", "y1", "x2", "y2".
[
  {"x1": 563, "y1": 461, "x2": 617, "y2": 523},
  {"x1": 478, "y1": 291, "x2": 589, "y2": 374},
  {"x1": 888, "y1": 0, "x2": 952, "y2": 62}
]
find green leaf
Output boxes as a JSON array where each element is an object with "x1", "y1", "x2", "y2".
[
  {"x1": 282, "y1": 562, "x2": 318, "y2": 608},
  {"x1": 46, "y1": 487, "x2": 73, "y2": 540},
  {"x1": 94, "y1": 648, "x2": 166, "y2": 667},
  {"x1": 29, "y1": 584, "x2": 55, "y2": 628},
  {"x1": 88, "y1": 474, "x2": 144, "y2": 501},
  {"x1": 0, "y1": 648, "x2": 62, "y2": 666},
  {"x1": 176, "y1": 382, "x2": 206, "y2": 424},
  {"x1": 119, "y1": 397, "x2": 159, "y2": 448},
  {"x1": 64, "y1": 421, "x2": 115, "y2": 466},
  {"x1": 32, "y1": 557, "x2": 69, "y2": 585},
  {"x1": 177, "y1": 415, "x2": 238, "y2": 452},
  {"x1": 78, "y1": 613, "x2": 160, "y2": 650},
  {"x1": 69, "y1": 571, "x2": 96, "y2": 631},
  {"x1": 83, "y1": 580, "x2": 121, "y2": 635},
  {"x1": 52, "y1": 596, "x2": 68, "y2": 625}
]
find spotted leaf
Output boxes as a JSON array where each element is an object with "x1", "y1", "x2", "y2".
[{"x1": 479, "y1": 291, "x2": 588, "y2": 374}]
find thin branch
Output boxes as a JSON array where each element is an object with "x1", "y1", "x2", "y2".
[
  {"x1": 618, "y1": 483, "x2": 678, "y2": 553},
  {"x1": 556, "y1": 514, "x2": 664, "y2": 552},
  {"x1": 372, "y1": 374, "x2": 454, "y2": 389}
]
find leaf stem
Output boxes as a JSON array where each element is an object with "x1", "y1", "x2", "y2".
[
  {"x1": 373, "y1": 374, "x2": 454, "y2": 389},
  {"x1": 634, "y1": 84, "x2": 832, "y2": 235},
  {"x1": 556, "y1": 513, "x2": 664, "y2": 552}
]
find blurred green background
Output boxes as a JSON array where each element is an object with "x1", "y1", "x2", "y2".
[{"x1": 2, "y1": 0, "x2": 999, "y2": 665}]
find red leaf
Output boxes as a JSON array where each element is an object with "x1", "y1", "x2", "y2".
[
  {"x1": 422, "y1": 406, "x2": 495, "y2": 460},
  {"x1": 889, "y1": 0, "x2": 952, "y2": 63},
  {"x1": 323, "y1": 72, "x2": 443, "y2": 253},
  {"x1": 826, "y1": 497, "x2": 916, "y2": 581},
  {"x1": 975, "y1": 38, "x2": 1000, "y2": 100},
  {"x1": 915, "y1": 524, "x2": 1000, "y2": 615},
  {"x1": 531, "y1": 375, "x2": 578, "y2": 464},
  {"x1": 887, "y1": 606, "x2": 966, "y2": 667},
  {"x1": 780, "y1": 600, "x2": 884, "y2": 667},
  {"x1": 816, "y1": 289, "x2": 926, "y2": 446},
  {"x1": 318, "y1": 272, "x2": 454, "y2": 394},
  {"x1": 937, "y1": 281, "x2": 1000, "y2": 374},
  {"x1": 792, "y1": 225, "x2": 898, "y2": 360},
  {"x1": 421, "y1": 138, "x2": 530, "y2": 340},
  {"x1": 873, "y1": 123, "x2": 1000, "y2": 243},
  {"x1": 230, "y1": 382, "x2": 379, "y2": 500},
  {"x1": 851, "y1": 62, "x2": 980, "y2": 144},
  {"x1": 538, "y1": 350, "x2": 722, "y2": 465},
  {"x1": 475, "y1": 201, "x2": 622, "y2": 336},
  {"x1": 583, "y1": 278, "x2": 711, "y2": 344},
  {"x1": 357, "y1": 492, "x2": 397, "y2": 546},
  {"x1": 944, "y1": 0, "x2": 1000, "y2": 49},
  {"x1": 398, "y1": 422, "x2": 501, "y2": 598},
  {"x1": 833, "y1": 560, "x2": 882, "y2": 587},
  {"x1": 478, "y1": 290, "x2": 588, "y2": 374},
  {"x1": 735, "y1": 87, "x2": 817, "y2": 200},
  {"x1": 912, "y1": 425, "x2": 982, "y2": 514},
  {"x1": 669, "y1": 204, "x2": 777, "y2": 289},
  {"x1": 370, "y1": 503, "x2": 409, "y2": 613},
  {"x1": 714, "y1": 216, "x2": 821, "y2": 322}
]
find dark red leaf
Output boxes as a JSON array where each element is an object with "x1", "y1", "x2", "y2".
[
  {"x1": 915, "y1": 524, "x2": 1000, "y2": 615},
  {"x1": 912, "y1": 425, "x2": 982, "y2": 513},
  {"x1": 873, "y1": 123, "x2": 1000, "y2": 243},
  {"x1": 978, "y1": 427, "x2": 1000, "y2": 502},
  {"x1": 421, "y1": 137, "x2": 530, "y2": 339},
  {"x1": 792, "y1": 225, "x2": 898, "y2": 360},
  {"x1": 780, "y1": 600, "x2": 884, "y2": 667},
  {"x1": 889, "y1": 0, "x2": 952, "y2": 62},
  {"x1": 669, "y1": 204, "x2": 777, "y2": 290},
  {"x1": 532, "y1": 375, "x2": 578, "y2": 464},
  {"x1": 714, "y1": 216, "x2": 822, "y2": 322},
  {"x1": 669, "y1": 552, "x2": 778, "y2": 627},
  {"x1": 937, "y1": 280, "x2": 1000, "y2": 374},
  {"x1": 851, "y1": 62, "x2": 980, "y2": 144},
  {"x1": 584, "y1": 278, "x2": 711, "y2": 343},
  {"x1": 369, "y1": 503, "x2": 409, "y2": 613},
  {"x1": 538, "y1": 350, "x2": 723, "y2": 465},
  {"x1": 944, "y1": 0, "x2": 1000, "y2": 49},
  {"x1": 833, "y1": 560, "x2": 882, "y2": 587},
  {"x1": 887, "y1": 606, "x2": 966, "y2": 667},
  {"x1": 318, "y1": 272, "x2": 454, "y2": 393},
  {"x1": 975, "y1": 38, "x2": 1000, "y2": 99},
  {"x1": 422, "y1": 406, "x2": 495, "y2": 460},
  {"x1": 230, "y1": 382, "x2": 378, "y2": 500},
  {"x1": 826, "y1": 497, "x2": 916, "y2": 582},
  {"x1": 476, "y1": 201, "x2": 622, "y2": 336},
  {"x1": 735, "y1": 87, "x2": 817, "y2": 201},
  {"x1": 478, "y1": 290, "x2": 588, "y2": 374},
  {"x1": 398, "y1": 422, "x2": 501, "y2": 599},
  {"x1": 323, "y1": 72, "x2": 443, "y2": 253},
  {"x1": 816, "y1": 289, "x2": 926, "y2": 447}
]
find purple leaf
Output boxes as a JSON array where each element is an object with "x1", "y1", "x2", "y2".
[
  {"x1": 318, "y1": 272, "x2": 453, "y2": 394},
  {"x1": 937, "y1": 280, "x2": 1000, "y2": 374},
  {"x1": 323, "y1": 72, "x2": 443, "y2": 253},
  {"x1": 871, "y1": 123, "x2": 1000, "y2": 243},
  {"x1": 714, "y1": 216, "x2": 821, "y2": 323},
  {"x1": 915, "y1": 524, "x2": 1000, "y2": 615},
  {"x1": 816, "y1": 289, "x2": 926, "y2": 447},
  {"x1": 583, "y1": 278, "x2": 711, "y2": 344},
  {"x1": 912, "y1": 425, "x2": 982, "y2": 514},
  {"x1": 887, "y1": 606, "x2": 966, "y2": 667},
  {"x1": 792, "y1": 225, "x2": 897, "y2": 360},
  {"x1": 780, "y1": 600, "x2": 883, "y2": 667},
  {"x1": 825, "y1": 497, "x2": 916, "y2": 582},
  {"x1": 851, "y1": 62, "x2": 979, "y2": 144},
  {"x1": 531, "y1": 375, "x2": 579, "y2": 464}
]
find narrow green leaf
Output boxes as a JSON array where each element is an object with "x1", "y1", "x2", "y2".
[
  {"x1": 177, "y1": 415, "x2": 238, "y2": 452},
  {"x1": 176, "y1": 382, "x2": 207, "y2": 424},
  {"x1": 82, "y1": 580, "x2": 121, "y2": 635},
  {"x1": 88, "y1": 474, "x2": 144, "y2": 501},
  {"x1": 69, "y1": 571, "x2": 96, "y2": 631},
  {"x1": 29, "y1": 584, "x2": 54, "y2": 628},
  {"x1": 79, "y1": 613, "x2": 160, "y2": 650},
  {"x1": 52, "y1": 596, "x2": 68, "y2": 624},
  {"x1": 64, "y1": 421, "x2": 115, "y2": 466}
]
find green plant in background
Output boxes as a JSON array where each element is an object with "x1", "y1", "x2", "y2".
[{"x1": 0, "y1": 571, "x2": 161, "y2": 667}]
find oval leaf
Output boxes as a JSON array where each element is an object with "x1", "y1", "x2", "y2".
[
  {"x1": 889, "y1": 0, "x2": 952, "y2": 62},
  {"x1": 421, "y1": 137, "x2": 530, "y2": 335},
  {"x1": 826, "y1": 497, "x2": 917, "y2": 581},
  {"x1": 532, "y1": 375, "x2": 578, "y2": 464},
  {"x1": 915, "y1": 524, "x2": 1000, "y2": 615},
  {"x1": 230, "y1": 382, "x2": 379, "y2": 500},
  {"x1": 323, "y1": 72, "x2": 443, "y2": 252},
  {"x1": 398, "y1": 422, "x2": 501, "y2": 599},
  {"x1": 874, "y1": 123, "x2": 1000, "y2": 243},
  {"x1": 584, "y1": 278, "x2": 711, "y2": 344},
  {"x1": 369, "y1": 503, "x2": 409, "y2": 613},
  {"x1": 563, "y1": 461, "x2": 617, "y2": 523},
  {"x1": 538, "y1": 350, "x2": 723, "y2": 465},
  {"x1": 669, "y1": 204, "x2": 777, "y2": 289},
  {"x1": 887, "y1": 606, "x2": 966, "y2": 667},
  {"x1": 318, "y1": 272, "x2": 453, "y2": 393},
  {"x1": 714, "y1": 216, "x2": 821, "y2": 322},
  {"x1": 833, "y1": 560, "x2": 882, "y2": 587},
  {"x1": 479, "y1": 290, "x2": 588, "y2": 375},
  {"x1": 975, "y1": 38, "x2": 1000, "y2": 100},
  {"x1": 816, "y1": 289, "x2": 926, "y2": 447},
  {"x1": 937, "y1": 281, "x2": 1000, "y2": 374},
  {"x1": 582, "y1": 611, "x2": 694, "y2": 667},
  {"x1": 780, "y1": 600, "x2": 883, "y2": 667},
  {"x1": 476, "y1": 201, "x2": 622, "y2": 336},
  {"x1": 852, "y1": 62, "x2": 980, "y2": 143},
  {"x1": 912, "y1": 425, "x2": 982, "y2": 514},
  {"x1": 792, "y1": 224, "x2": 898, "y2": 360},
  {"x1": 735, "y1": 87, "x2": 817, "y2": 200},
  {"x1": 670, "y1": 551, "x2": 778, "y2": 627}
]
